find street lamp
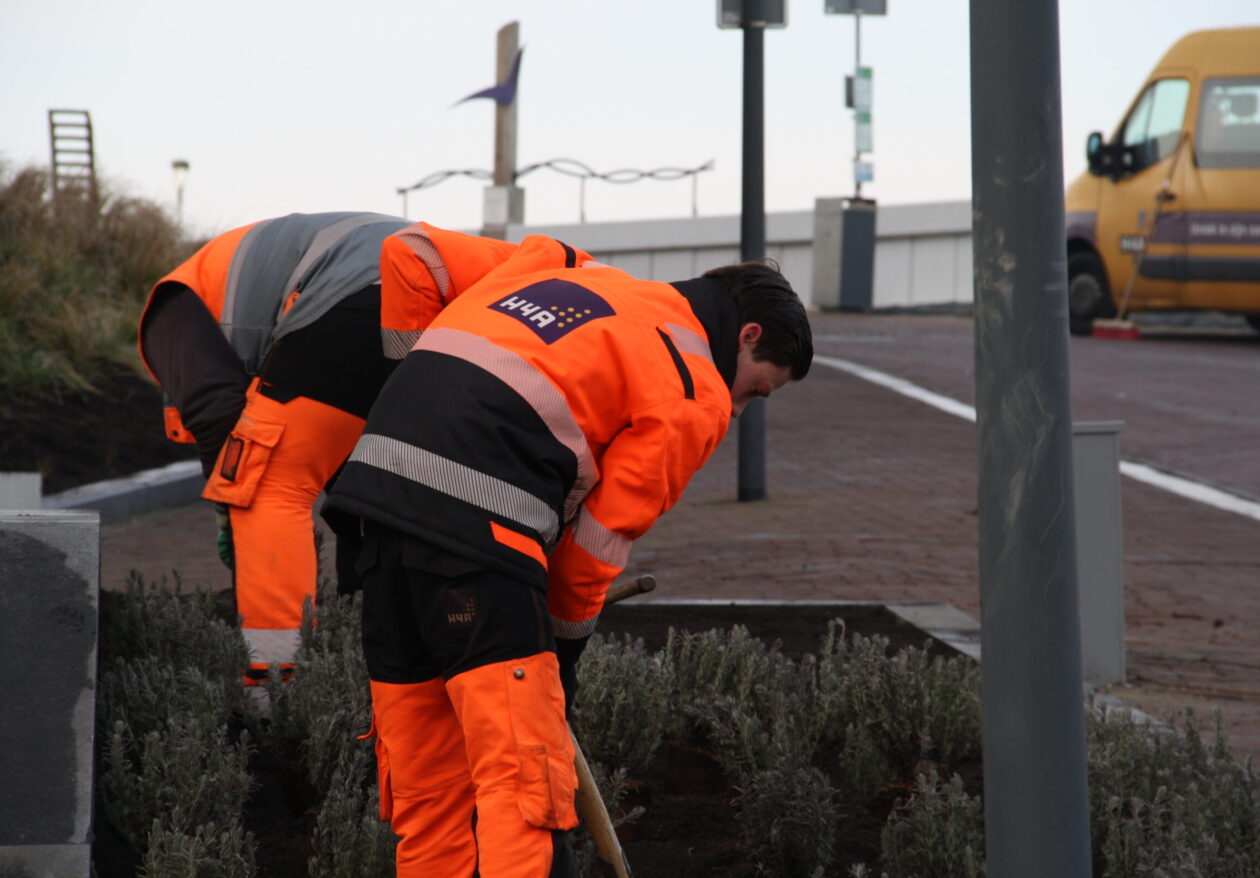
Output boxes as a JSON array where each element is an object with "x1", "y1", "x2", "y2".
[{"x1": 171, "y1": 159, "x2": 190, "y2": 224}]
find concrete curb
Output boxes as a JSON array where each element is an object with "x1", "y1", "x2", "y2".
[{"x1": 42, "y1": 459, "x2": 203, "y2": 525}]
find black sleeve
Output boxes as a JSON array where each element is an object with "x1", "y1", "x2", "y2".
[{"x1": 140, "y1": 283, "x2": 251, "y2": 476}]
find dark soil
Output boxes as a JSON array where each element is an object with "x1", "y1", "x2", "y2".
[{"x1": 0, "y1": 363, "x2": 194, "y2": 495}]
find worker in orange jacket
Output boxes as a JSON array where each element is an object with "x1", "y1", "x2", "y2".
[
  {"x1": 137, "y1": 212, "x2": 528, "y2": 686},
  {"x1": 325, "y1": 238, "x2": 814, "y2": 877}
]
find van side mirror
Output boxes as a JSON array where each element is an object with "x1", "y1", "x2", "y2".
[{"x1": 1086, "y1": 132, "x2": 1109, "y2": 176}]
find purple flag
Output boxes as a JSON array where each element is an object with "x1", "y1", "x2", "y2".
[{"x1": 456, "y1": 47, "x2": 524, "y2": 106}]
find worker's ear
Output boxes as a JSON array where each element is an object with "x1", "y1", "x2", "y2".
[{"x1": 737, "y1": 322, "x2": 763, "y2": 352}]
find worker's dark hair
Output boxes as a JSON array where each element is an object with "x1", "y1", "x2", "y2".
[{"x1": 703, "y1": 260, "x2": 813, "y2": 380}]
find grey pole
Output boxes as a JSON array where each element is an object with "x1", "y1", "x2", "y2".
[
  {"x1": 969, "y1": 0, "x2": 1093, "y2": 875},
  {"x1": 738, "y1": 0, "x2": 767, "y2": 502},
  {"x1": 852, "y1": 11, "x2": 863, "y2": 199}
]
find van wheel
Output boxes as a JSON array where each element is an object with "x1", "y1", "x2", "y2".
[
  {"x1": 1068, "y1": 251, "x2": 1115, "y2": 336},
  {"x1": 1246, "y1": 315, "x2": 1260, "y2": 334}
]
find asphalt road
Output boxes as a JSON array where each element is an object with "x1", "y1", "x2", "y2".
[{"x1": 812, "y1": 312, "x2": 1260, "y2": 501}]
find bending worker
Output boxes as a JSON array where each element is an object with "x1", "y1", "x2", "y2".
[
  {"x1": 137, "y1": 211, "x2": 531, "y2": 686},
  {"x1": 325, "y1": 238, "x2": 814, "y2": 877}
]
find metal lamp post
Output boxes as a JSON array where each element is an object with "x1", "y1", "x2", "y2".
[{"x1": 171, "y1": 159, "x2": 190, "y2": 225}]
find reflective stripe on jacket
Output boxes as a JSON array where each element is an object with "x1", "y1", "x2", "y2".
[
  {"x1": 379, "y1": 222, "x2": 521, "y2": 359},
  {"x1": 328, "y1": 235, "x2": 735, "y2": 637}
]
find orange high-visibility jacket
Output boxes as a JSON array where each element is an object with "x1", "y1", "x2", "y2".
[
  {"x1": 327, "y1": 235, "x2": 738, "y2": 637},
  {"x1": 379, "y1": 222, "x2": 520, "y2": 359},
  {"x1": 137, "y1": 213, "x2": 546, "y2": 448},
  {"x1": 138, "y1": 213, "x2": 410, "y2": 381}
]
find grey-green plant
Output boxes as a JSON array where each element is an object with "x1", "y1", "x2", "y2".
[
  {"x1": 734, "y1": 766, "x2": 838, "y2": 877},
  {"x1": 99, "y1": 714, "x2": 254, "y2": 856},
  {"x1": 262, "y1": 584, "x2": 374, "y2": 797},
  {"x1": 816, "y1": 622, "x2": 982, "y2": 780},
  {"x1": 878, "y1": 771, "x2": 985, "y2": 878},
  {"x1": 571, "y1": 633, "x2": 671, "y2": 775},
  {"x1": 307, "y1": 745, "x2": 397, "y2": 878},
  {"x1": 663, "y1": 625, "x2": 823, "y2": 779},
  {"x1": 100, "y1": 572, "x2": 249, "y2": 689},
  {"x1": 140, "y1": 821, "x2": 257, "y2": 878},
  {"x1": 1088, "y1": 706, "x2": 1259, "y2": 877}
]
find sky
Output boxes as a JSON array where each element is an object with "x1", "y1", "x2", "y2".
[{"x1": 2, "y1": 2, "x2": 1257, "y2": 240}]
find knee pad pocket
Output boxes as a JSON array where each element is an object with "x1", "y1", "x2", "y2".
[{"x1": 503, "y1": 654, "x2": 579, "y2": 831}]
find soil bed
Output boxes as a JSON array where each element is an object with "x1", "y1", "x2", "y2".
[{"x1": 94, "y1": 600, "x2": 956, "y2": 877}]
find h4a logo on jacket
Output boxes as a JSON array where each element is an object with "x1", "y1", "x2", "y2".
[{"x1": 489, "y1": 279, "x2": 615, "y2": 344}]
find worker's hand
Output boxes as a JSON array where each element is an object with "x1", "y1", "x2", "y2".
[
  {"x1": 213, "y1": 503, "x2": 234, "y2": 570},
  {"x1": 555, "y1": 635, "x2": 590, "y2": 719}
]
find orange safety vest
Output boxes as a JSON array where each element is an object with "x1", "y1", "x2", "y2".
[{"x1": 327, "y1": 235, "x2": 735, "y2": 636}]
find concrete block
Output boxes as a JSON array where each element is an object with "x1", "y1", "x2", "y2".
[
  {"x1": 0, "y1": 511, "x2": 100, "y2": 876},
  {"x1": 0, "y1": 472, "x2": 42, "y2": 510}
]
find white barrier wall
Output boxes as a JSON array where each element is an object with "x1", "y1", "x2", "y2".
[{"x1": 508, "y1": 199, "x2": 973, "y2": 311}]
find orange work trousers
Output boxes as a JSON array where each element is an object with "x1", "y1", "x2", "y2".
[
  {"x1": 203, "y1": 378, "x2": 365, "y2": 682},
  {"x1": 359, "y1": 527, "x2": 578, "y2": 877}
]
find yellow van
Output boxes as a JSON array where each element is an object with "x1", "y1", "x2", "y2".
[{"x1": 1065, "y1": 27, "x2": 1260, "y2": 334}]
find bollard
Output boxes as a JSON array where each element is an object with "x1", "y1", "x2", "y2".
[
  {"x1": 0, "y1": 511, "x2": 100, "y2": 877},
  {"x1": 1073, "y1": 421, "x2": 1126, "y2": 686},
  {"x1": 811, "y1": 196, "x2": 877, "y2": 311}
]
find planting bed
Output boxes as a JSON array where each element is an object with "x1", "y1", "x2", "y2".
[
  {"x1": 94, "y1": 595, "x2": 960, "y2": 877},
  {"x1": 588, "y1": 602, "x2": 965, "y2": 877}
]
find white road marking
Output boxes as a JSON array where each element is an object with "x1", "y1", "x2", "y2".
[{"x1": 815, "y1": 355, "x2": 1260, "y2": 523}]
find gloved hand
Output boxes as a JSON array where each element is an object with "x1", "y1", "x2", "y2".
[
  {"x1": 555, "y1": 635, "x2": 590, "y2": 719},
  {"x1": 213, "y1": 502, "x2": 234, "y2": 570}
]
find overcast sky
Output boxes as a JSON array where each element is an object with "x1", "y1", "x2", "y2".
[{"x1": 2, "y1": 2, "x2": 1256, "y2": 238}]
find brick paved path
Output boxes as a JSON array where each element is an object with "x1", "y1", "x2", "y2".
[{"x1": 102, "y1": 312, "x2": 1260, "y2": 761}]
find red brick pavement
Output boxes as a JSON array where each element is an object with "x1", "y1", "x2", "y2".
[{"x1": 101, "y1": 312, "x2": 1260, "y2": 762}]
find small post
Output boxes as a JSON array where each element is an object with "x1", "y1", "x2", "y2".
[
  {"x1": 171, "y1": 159, "x2": 189, "y2": 226},
  {"x1": 737, "y1": 0, "x2": 768, "y2": 502},
  {"x1": 1073, "y1": 421, "x2": 1126, "y2": 686}
]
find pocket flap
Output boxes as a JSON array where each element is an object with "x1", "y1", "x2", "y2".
[{"x1": 233, "y1": 414, "x2": 285, "y2": 448}]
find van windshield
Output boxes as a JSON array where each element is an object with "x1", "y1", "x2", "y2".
[{"x1": 1197, "y1": 78, "x2": 1260, "y2": 169}]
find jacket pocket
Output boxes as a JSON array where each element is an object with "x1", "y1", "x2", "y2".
[{"x1": 201, "y1": 406, "x2": 286, "y2": 507}]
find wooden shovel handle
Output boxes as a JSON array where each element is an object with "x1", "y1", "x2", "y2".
[
  {"x1": 571, "y1": 726, "x2": 633, "y2": 877},
  {"x1": 604, "y1": 574, "x2": 656, "y2": 607}
]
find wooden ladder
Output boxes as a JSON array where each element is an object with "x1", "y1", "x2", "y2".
[{"x1": 47, "y1": 109, "x2": 97, "y2": 201}]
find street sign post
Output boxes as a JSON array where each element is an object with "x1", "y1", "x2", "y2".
[{"x1": 826, "y1": 1, "x2": 885, "y2": 196}]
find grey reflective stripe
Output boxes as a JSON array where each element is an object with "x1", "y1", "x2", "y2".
[
  {"x1": 420, "y1": 328, "x2": 597, "y2": 524},
  {"x1": 382, "y1": 327, "x2": 423, "y2": 359},
  {"x1": 663, "y1": 323, "x2": 714, "y2": 364},
  {"x1": 221, "y1": 217, "x2": 278, "y2": 345},
  {"x1": 243, "y1": 627, "x2": 302, "y2": 665},
  {"x1": 351, "y1": 433, "x2": 560, "y2": 544},
  {"x1": 394, "y1": 224, "x2": 451, "y2": 299},
  {"x1": 552, "y1": 615, "x2": 598, "y2": 639},
  {"x1": 279, "y1": 213, "x2": 399, "y2": 311},
  {"x1": 572, "y1": 510, "x2": 632, "y2": 569}
]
